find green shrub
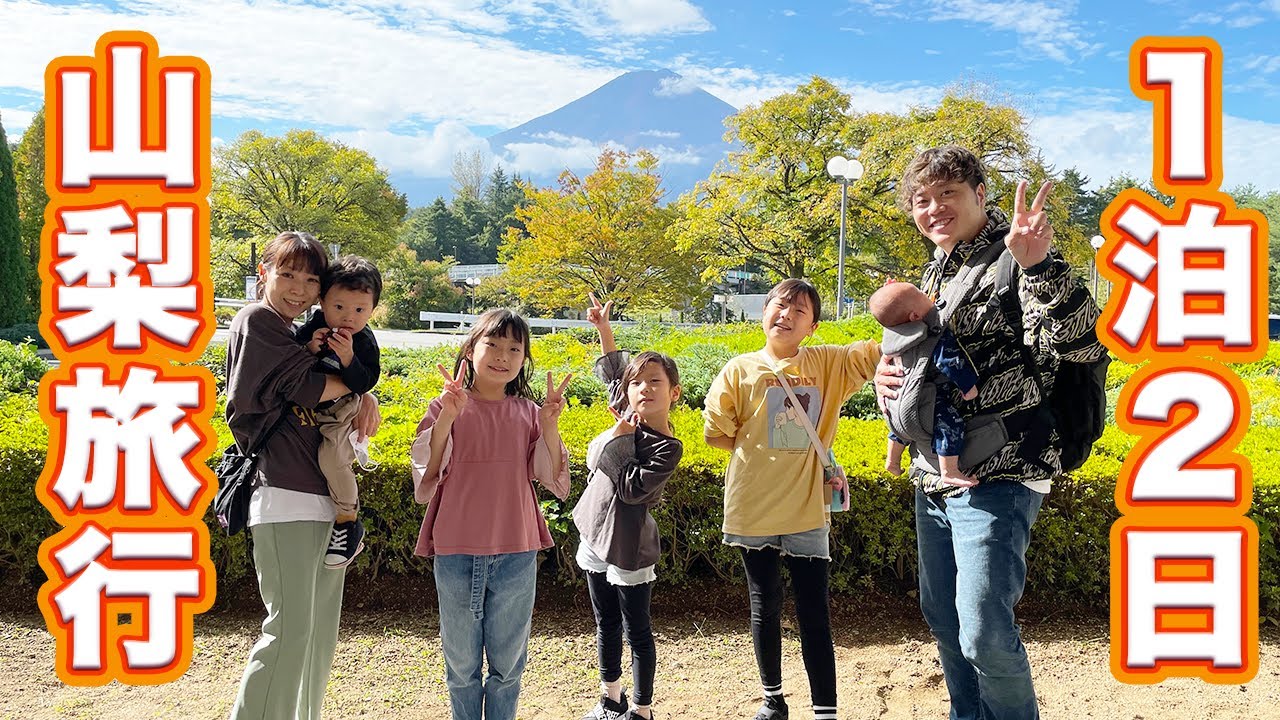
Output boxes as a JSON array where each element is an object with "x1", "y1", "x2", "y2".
[
  {"x1": 4, "y1": 392, "x2": 1279, "y2": 619},
  {"x1": 6, "y1": 317, "x2": 1280, "y2": 616},
  {"x1": 0, "y1": 323, "x2": 49, "y2": 348},
  {"x1": 0, "y1": 340, "x2": 46, "y2": 394}
]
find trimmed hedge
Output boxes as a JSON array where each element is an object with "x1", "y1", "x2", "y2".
[{"x1": 4, "y1": 330, "x2": 1280, "y2": 621}]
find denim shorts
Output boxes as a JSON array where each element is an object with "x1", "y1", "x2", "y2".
[{"x1": 723, "y1": 523, "x2": 830, "y2": 560}]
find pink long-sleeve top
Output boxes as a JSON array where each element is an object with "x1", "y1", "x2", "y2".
[{"x1": 410, "y1": 394, "x2": 570, "y2": 557}]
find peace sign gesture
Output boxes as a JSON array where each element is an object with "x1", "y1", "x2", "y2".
[
  {"x1": 436, "y1": 363, "x2": 469, "y2": 422},
  {"x1": 538, "y1": 372, "x2": 574, "y2": 427},
  {"x1": 587, "y1": 292, "x2": 618, "y2": 354},
  {"x1": 587, "y1": 292, "x2": 613, "y2": 328},
  {"x1": 608, "y1": 405, "x2": 637, "y2": 437},
  {"x1": 1005, "y1": 180, "x2": 1055, "y2": 269}
]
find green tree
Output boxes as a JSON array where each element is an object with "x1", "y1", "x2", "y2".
[
  {"x1": 1230, "y1": 186, "x2": 1280, "y2": 314},
  {"x1": 374, "y1": 243, "x2": 464, "y2": 328},
  {"x1": 449, "y1": 194, "x2": 491, "y2": 264},
  {"x1": 480, "y1": 166, "x2": 528, "y2": 262},
  {"x1": 398, "y1": 166, "x2": 528, "y2": 267},
  {"x1": 501, "y1": 149, "x2": 706, "y2": 316},
  {"x1": 13, "y1": 107, "x2": 46, "y2": 318},
  {"x1": 671, "y1": 77, "x2": 851, "y2": 286},
  {"x1": 212, "y1": 129, "x2": 408, "y2": 261},
  {"x1": 843, "y1": 93, "x2": 1084, "y2": 285},
  {"x1": 209, "y1": 235, "x2": 255, "y2": 299},
  {"x1": 671, "y1": 84, "x2": 1074, "y2": 308},
  {"x1": 0, "y1": 113, "x2": 30, "y2": 326},
  {"x1": 399, "y1": 198, "x2": 463, "y2": 262},
  {"x1": 451, "y1": 149, "x2": 490, "y2": 203},
  {"x1": 1074, "y1": 173, "x2": 1174, "y2": 239}
]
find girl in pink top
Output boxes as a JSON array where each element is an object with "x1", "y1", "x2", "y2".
[{"x1": 410, "y1": 309, "x2": 572, "y2": 720}]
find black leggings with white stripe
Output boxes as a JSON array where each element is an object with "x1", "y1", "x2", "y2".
[{"x1": 741, "y1": 547, "x2": 837, "y2": 718}]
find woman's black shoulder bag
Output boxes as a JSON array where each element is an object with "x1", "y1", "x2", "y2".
[{"x1": 214, "y1": 413, "x2": 289, "y2": 536}]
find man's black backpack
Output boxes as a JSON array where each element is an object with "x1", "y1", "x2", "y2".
[{"x1": 989, "y1": 250, "x2": 1110, "y2": 473}]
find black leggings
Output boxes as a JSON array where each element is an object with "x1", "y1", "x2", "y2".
[
  {"x1": 741, "y1": 547, "x2": 837, "y2": 709},
  {"x1": 586, "y1": 571, "x2": 657, "y2": 706}
]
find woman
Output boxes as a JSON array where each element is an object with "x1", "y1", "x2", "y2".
[{"x1": 226, "y1": 231, "x2": 381, "y2": 720}]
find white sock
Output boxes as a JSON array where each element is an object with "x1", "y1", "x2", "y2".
[{"x1": 603, "y1": 679, "x2": 622, "y2": 703}]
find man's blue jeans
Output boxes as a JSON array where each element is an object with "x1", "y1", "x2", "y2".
[
  {"x1": 434, "y1": 551, "x2": 538, "y2": 720},
  {"x1": 915, "y1": 481, "x2": 1044, "y2": 720}
]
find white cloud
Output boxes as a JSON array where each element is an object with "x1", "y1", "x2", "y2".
[
  {"x1": 924, "y1": 49, "x2": 942, "y2": 55},
  {"x1": 0, "y1": 0, "x2": 621, "y2": 130},
  {"x1": 1243, "y1": 55, "x2": 1280, "y2": 75},
  {"x1": 494, "y1": 133, "x2": 621, "y2": 174},
  {"x1": 782, "y1": 9, "x2": 797, "y2": 16},
  {"x1": 929, "y1": 0, "x2": 1096, "y2": 64},
  {"x1": 654, "y1": 74, "x2": 700, "y2": 96},
  {"x1": 650, "y1": 144, "x2": 701, "y2": 164},
  {"x1": 1029, "y1": 110, "x2": 1280, "y2": 192},
  {"x1": 598, "y1": 0, "x2": 712, "y2": 35},
  {"x1": 331, "y1": 121, "x2": 492, "y2": 177},
  {"x1": 0, "y1": 108, "x2": 36, "y2": 140},
  {"x1": 849, "y1": 0, "x2": 1096, "y2": 63},
  {"x1": 1221, "y1": 114, "x2": 1280, "y2": 191},
  {"x1": 664, "y1": 57, "x2": 943, "y2": 113},
  {"x1": 489, "y1": 130, "x2": 701, "y2": 175},
  {"x1": 1187, "y1": 1, "x2": 1268, "y2": 28},
  {"x1": 638, "y1": 129, "x2": 681, "y2": 138},
  {"x1": 1028, "y1": 110, "x2": 1150, "y2": 188},
  {"x1": 507, "y1": 0, "x2": 713, "y2": 38}
]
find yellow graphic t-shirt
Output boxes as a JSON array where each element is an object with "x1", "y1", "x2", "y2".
[{"x1": 703, "y1": 342, "x2": 880, "y2": 536}]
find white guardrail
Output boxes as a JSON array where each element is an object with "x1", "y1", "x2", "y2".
[
  {"x1": 419, "y1": 311, "x2": 706, "y2": 333},
  {"x1": 214, "y1": 301, "x2": 707, "y2": 333}
]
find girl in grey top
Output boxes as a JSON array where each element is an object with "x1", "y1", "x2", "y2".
[{"x1": 573, "y1": 295, "x2": 683, "y2": 720}]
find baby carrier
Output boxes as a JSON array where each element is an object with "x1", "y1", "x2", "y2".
[
  {"x1": 880, "y1": 241, "x2": 1009, "y2": 474},
  {"x1": 881, "y1": 240, "x2": 1110, "y2": 476}
]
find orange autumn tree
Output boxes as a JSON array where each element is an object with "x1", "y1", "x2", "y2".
[{"x1": 500, "y1": 148, "x2": 707, "y2": 317}]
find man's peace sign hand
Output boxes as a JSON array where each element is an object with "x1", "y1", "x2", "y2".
[{"x1": 1005, "y1": 180, "x2": 1054, "y2": 269}]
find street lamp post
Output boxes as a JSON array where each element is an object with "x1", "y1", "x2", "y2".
[
  {"x1": 826, "y1": 154, "x2": 864, "y2": 320},
  {"x1": 1090, "y1": 234, "x2": 1106, "y2": 299}
]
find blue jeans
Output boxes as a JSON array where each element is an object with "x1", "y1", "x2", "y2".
[
  {"x1": 434, "y1": 551, "x2": 538, "y2": 720},
  {"x1": 915, "y1": 482, "x2": 1044, "y2": 720}
]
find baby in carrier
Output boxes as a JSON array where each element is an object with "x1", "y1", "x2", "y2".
[{"x1": 870, "y1": 281, "x2": 980, "y2": 487}]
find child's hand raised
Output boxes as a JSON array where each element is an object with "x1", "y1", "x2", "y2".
[
  {"x1": 586, "y1": 292, "x2": 613, "y2": 328},
  {"x1": 436, "y1": 363, "x2": 469, "y2": 422},
  {"x1": 538, "y1": 372, "x2": 573, "y2": 427}
]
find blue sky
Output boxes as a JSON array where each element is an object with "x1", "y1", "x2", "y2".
[{"x1": 2, "y1": 0, "x2": 1279, "y2": 206}]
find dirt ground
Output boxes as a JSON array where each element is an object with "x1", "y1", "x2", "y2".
[{"x1": 2, "y1": 581, "x2": 1278, "y2": 719}]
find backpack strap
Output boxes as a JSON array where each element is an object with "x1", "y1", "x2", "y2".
[
  {"x1": 989, "y1": 249, "x2": 1057, "y2": 472},
  {"x1": 990, "y1": 251, "x2": 1045, "y2": 392},
  {"x1": 936, "y1": 240, "x2": 1008, "y2": 327}
]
